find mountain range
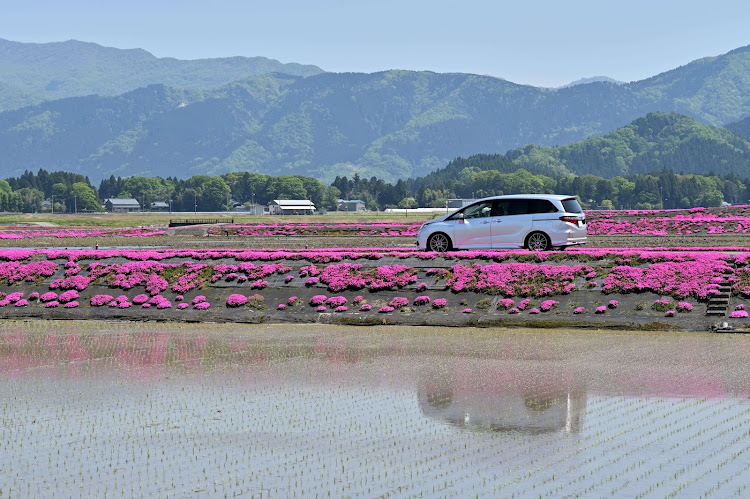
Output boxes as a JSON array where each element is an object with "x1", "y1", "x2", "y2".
[{"x1": 2, "y1": 40, "x2": 750, "y2": 183}]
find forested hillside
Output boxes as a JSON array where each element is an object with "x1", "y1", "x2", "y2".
[{"x1": 2, "y1": 45, "x2": 750, "y2": 182}]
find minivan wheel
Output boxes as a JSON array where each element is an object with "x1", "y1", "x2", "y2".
[
  {"x1": 427, "y1": 233, "x2": 452, "y2": 252},
  {"x1": 526, "y1": 232, "x2": 551, "y2": 251}
]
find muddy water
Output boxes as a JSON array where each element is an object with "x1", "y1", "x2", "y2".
[{"x1": 1, "y1": 321, "x2": 749, "y2": 497}]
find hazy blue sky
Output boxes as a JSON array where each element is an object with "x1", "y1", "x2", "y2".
[{"x1": 2, "y1": 0, "x2": 749, "y2": 87}]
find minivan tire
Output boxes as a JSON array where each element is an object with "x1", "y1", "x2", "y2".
[
  {"x1": 427, "y1": 233, "x2": 452, "y2": 252},
  {"x1": 525, "y1": 232, "x2": 551, "y2": 251}
]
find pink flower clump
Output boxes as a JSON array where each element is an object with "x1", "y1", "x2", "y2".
[
  {"x1": 359, "y1": 304, "x2": 372, "y2": 311},
  {"x1": 729, "y1": 310, "x2": 749, "y2": 318},
  {"x1": 413, "y1": 296, "x2": 431, "y2": 306},
  {"x1": 326, "y1": 296, "x2": 347, "y2": 308},
  {"x1": 91, "y1": 294, "x2": 114, "y2": 306},
  {"x1": 58, "y1": 290, "x2": 79, "y2": 303},
  {"x1": 310, "y1": 295, "x2": 327, "y2": 306},
  {"x1": 389, "y1": 297, "x2": 409, "y2": 308},
  {"x1": 432, "y1": 298, "x2": 447, "y2": 309},
  {"x1": 194, "y1": 302, "x2": 211, "y2": 310},
  {"x1": 378, "y1": 306, "x2": 394, "y2": 313},
  {"x1": 226, "y1": 294, "x2": 248, "y2": 307}
]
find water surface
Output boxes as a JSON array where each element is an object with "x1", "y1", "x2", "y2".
[{"x1": 1, "y1": 321, "x2": 749, "y2": 497}]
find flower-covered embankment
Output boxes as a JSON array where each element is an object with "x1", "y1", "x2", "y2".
[{"x1": 0, "y1": 246, "x2": 744, "y2": 328}]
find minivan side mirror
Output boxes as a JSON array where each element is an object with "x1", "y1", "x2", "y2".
[{"x1": 458, "y1": 213, "x2": 464, "y2": 219}]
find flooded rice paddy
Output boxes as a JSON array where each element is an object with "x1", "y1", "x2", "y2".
[{"x1": 1, "y1": 321, "x2": 750, "y2": 497}]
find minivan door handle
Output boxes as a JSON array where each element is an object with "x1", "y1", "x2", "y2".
[{"x1": 480, "y1": 220, "x2": 491, "y2": 224}]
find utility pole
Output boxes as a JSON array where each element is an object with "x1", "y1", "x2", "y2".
[
  {"x1": 194, "y1": 194, "x2": 197, "y2": 214},
  {"x1": 74, "y1": 196, "x2": 77, "y2": 214},
  {"x1": 51, "y1": 194, "x2": 54, "y2": 214}
]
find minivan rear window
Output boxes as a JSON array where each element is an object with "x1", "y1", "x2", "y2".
[{"x1": 561, "y1": 198, "x2": 583, "y2": 213}]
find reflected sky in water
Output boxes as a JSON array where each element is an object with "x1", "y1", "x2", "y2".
[{"x1": 1, "y1": 321, "x2": 749, "y2": 497}]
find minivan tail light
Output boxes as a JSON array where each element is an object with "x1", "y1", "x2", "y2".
[{"x1": 560, "y1": 216, "x2": 579, "y2": 224}]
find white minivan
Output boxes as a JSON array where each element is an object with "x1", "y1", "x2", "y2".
[{"x1": 416, "y1": 194, "x2": 587, "y2": 251}]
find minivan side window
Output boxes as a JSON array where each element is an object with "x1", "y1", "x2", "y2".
[
  {"x1": 529, "y1": 199, "x2": 558, "y2": 214},
  {"x1": 561, "y1": 198, "x2": 583, "y2": 213},
  {"x1": 447, "y1": 200, "x2": 493, "y2": 220},
  {"x1": 506, "y1": 199, "x2": 529, "y2": 215}
]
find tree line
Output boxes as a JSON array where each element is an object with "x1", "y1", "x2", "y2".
[{"x1": 2, "y1": 165, "x2": 748, "y2": 214}]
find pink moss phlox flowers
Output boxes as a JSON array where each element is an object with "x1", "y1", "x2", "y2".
[
  {"x1": 416, "y1": 282, "x2": 428, "y2": 291},
  {"x1": 678, "y1": 302, "x2": 694, "y2": 312},
  {"x1": 378, "y1": 305, "x2": 394, "y2": 313},
  {"x1": 326, "y1": 296, "x2": 348, "y2": 308},
  {"x1": 665, "y1": 310, "x2": 676, "y2": 317},
  {"x1": 14, "y1": 299, "x2": 28, "y2": 307},
  {"x1": 287, "y1": 296, "x2": 299, "y2": 305},
  {"x1": 517, "y1": 299, "x2": 531, "y2": 311},
  {"x1": 573, "y1": 307, "x2": 586, "y2": 314},
  {"x1": 194, "y1": 302, "x2": 211, "y2": 310},
  {"x1": 132, "y1": 294, "x2": 149, "y2": 304},
  {"x1": 277, "y1": 304, "x2": 286, "y2": 310},
  {"x1": 156, "y1": 301, "x2": 172, "y2": 309},
  {"x1": 462, "y1": 308, "x2": 473, "y2": 313},
  {"x1": 91, "y1": 294, "x2": 114, "y2": 306},
  {"x1": 40, "y1": 291, "x2": 58, "y2": 302},
  {"x1": 528, "y1": 308, "x2": 540, "y2": 314},
  {"x1": 508, "y1": 307, "x2": 520, "y2": 314},
  {"x1": 389, "y1": 297, "x2": 409, "y2": 308},
  {"x1": 432, "y1": 298, "x2": 447, "y2": 309},
  {"x1": 497, "y1": 298, "x2": 515, "y2": 309},
  {"x1": 540, "y1": 300, "x2": 559, "y2": 311},
  {"x1": 595, "y1": 305, "x2": 607, "y2": 314},
  {"x1": 316, "y1": 305, "x2": 327, "y2": 312},
  {"x1": 6, "y1": 292, "x2": 24, "y2": 303},
  {"x1": 58, "y1": 290, "x2": 79, "y2": 303},
  {"x1": 359, "y1": 304, "x2": 372, "y2": 311},
  {"x1": 729, "y1": 310, "x2": 748, "y2": 318},
  {"x1": 177, "y1": 303, "x2": 189, "y2": 310},
  {"x1": 608, "y1": 300, "x2": 619, "y2": 309},
  {"x1": 413, "y1": 296, "x2": 431, "y2": 306},
  {"x1": 28, "y1": 292, "x2": 39, "y2": 300},
  {"x1": 118, "y1": 301, "x2": 132, "y2": 308},
  {"x1": 310, "y1": 295, "x2": 327, "y2": 306},
  {"x1": 226, "y1": 294, "x2": 248, "y2": 307},
  {"x1": 192, "y1": 295, "x2": 207, "y2": 305},
  {"x1": 45, "y1": 300, "x2": 59, "y2": 308},
  {"x1": 334, "y1": 306, "x2": 348, "y2": 312}
]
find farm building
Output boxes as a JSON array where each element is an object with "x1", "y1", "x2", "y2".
[
  {"x1": 104, "y1": 198, "x2": 141, "y2": 213},
  {"x1": 338, "y1": 199, "x2": 366, "y2": 212},
  {"x1": 268, "y1": 200, "x2": 316, "y2": 215}
]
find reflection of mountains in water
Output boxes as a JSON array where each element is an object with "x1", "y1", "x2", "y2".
[{"x1": 418, "y1": 361, "x2": 586, "y2": 434}]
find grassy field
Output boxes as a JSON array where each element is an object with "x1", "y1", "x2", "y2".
[{"x1": 0, "y1": 210, "x2": 437, "y2": 228}]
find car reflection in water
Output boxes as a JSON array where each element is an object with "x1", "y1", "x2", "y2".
[{"x1": 418, "y1": 359, "x2": 586, "y2": 434}]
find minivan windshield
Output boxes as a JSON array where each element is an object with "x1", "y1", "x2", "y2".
[{"x1": 562, "y1": 198, "x2": 583, "y2": 213}]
